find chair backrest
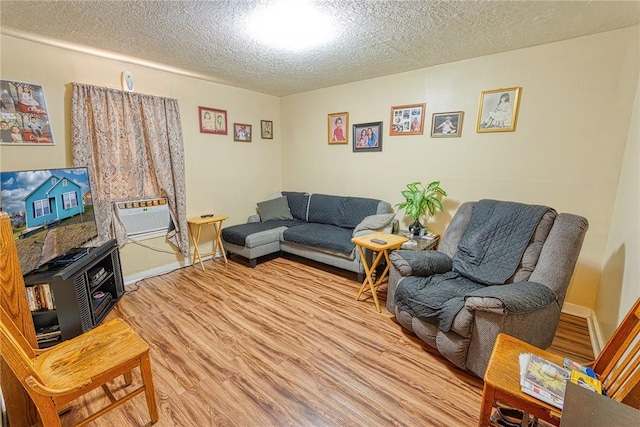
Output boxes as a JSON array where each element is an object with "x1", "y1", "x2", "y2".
[
  {"x1": 438, "y1": 200, "x2": 588, "y2": 303},
  {"x1": 594, "y1": 298, "x2": 640, "y2": 402}
]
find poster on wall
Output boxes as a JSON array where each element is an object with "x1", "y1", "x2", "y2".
[{"x1": 0, "y1": 79, "x2": 55, "y2": 145}]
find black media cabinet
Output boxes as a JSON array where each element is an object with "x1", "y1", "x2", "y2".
[{"x1": 23, "y1": 239, "x2": 124, "y2": 347}]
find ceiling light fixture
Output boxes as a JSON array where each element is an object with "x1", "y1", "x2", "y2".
[{"x1": 246, "y1": 0, "x2": 340, "y2": 51}]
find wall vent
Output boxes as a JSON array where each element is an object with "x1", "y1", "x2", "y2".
[{"x1": 114, "y1": 198, "x2": 170, "y2": 240}]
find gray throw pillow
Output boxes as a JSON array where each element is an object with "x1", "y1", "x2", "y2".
[
  {"x1": 257, "y1": 196, "x2": 293, "y2": 221},
  {"x1": 352, "y1": 213, "x2": 396, "y2": 235}
]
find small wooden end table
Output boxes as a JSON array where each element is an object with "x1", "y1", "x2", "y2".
[
  {"x1": 351, "y1": 231, "x2": 409, "y2": 312},
  {"x1": 187, "y1": 215, "x2": 229, "y2": 270},
  {"x1": 395, "y1": 230, "x2": 440, "y2": 251}
]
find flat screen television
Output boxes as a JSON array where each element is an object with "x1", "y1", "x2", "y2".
[{"x1": 0, "y1": 167, "x2": 98, "y2": 275}]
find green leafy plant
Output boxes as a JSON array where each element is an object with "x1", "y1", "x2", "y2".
[{"x1": 396, "y1": 181, "x2": 447, "y2": 225}]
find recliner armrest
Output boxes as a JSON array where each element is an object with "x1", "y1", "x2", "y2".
[
  {"x1": 465, "y1": 281, "x2": 557, "y2": 314},
  {"x1": 388, "y1": 250, "x2": 452, "y2": 277}
]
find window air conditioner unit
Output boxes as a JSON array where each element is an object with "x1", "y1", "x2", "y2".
[{"x1": 114, "y1": 198, "x2": 170, "y2": 239}]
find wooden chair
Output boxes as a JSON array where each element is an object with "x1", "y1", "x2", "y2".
[
  {"x1": 0, "y1": 306, "x2": 159, "y2": 426},
  {"x1": 478, "y1": 298, "x2": 640, "y2": 426}
]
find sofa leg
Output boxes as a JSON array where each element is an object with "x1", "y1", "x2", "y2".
[
  {"x1": 250, "y1": 258, "x2": 257, "y2": 268},
  {"x1": 357, "y1": 272, "x2": 364, "y2": 283}
]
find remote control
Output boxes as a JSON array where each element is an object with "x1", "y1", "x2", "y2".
[
  {"x1": 201, "y1": 214, "x2": 214, "y2": 218},
  {"x1": 371, "y1": 238, "x2": 387, "y2": 245}
]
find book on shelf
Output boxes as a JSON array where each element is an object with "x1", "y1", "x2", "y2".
[
  {"x1": 25, "y1": 283, "x2": 56, "y2": 312},
  {"x1": 519, "y1": 353, "x2": 604, "y2": 409}
]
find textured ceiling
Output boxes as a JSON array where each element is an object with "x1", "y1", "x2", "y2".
[{"x1": 1, "y1": 1, "x2": 639, "y2": 96}]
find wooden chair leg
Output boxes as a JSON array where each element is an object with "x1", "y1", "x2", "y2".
[
  {"x1": 478, "y1": 383, "x2": 496, "y2": 427},
  {"x1": 139, "y1": 352, "x2": 159, "y2": 423},
  {"x1": 34, "y1": 396, "x2": 63, "y2": 427},
  {"x1": 123, "y1": 371, "x2": 133, "y2": 386}
]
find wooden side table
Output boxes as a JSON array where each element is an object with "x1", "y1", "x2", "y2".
[
  {"x1": 187, "y1": 215, "x2": 229, "y2": 270},
  {"x1": 351, "y1": 231, "x2": 409, "y2": 312},
  {"x1": 395, "y1": 230, "x2": 440, "y2": 251}
]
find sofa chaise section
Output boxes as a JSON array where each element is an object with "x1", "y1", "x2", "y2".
[{"x1": 221, "y1": 191, "x2": 394, "y2": 275}]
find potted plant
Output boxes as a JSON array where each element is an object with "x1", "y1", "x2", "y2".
[{"x1": 396, "y1": 180, "x2": 447, "y2": 236}]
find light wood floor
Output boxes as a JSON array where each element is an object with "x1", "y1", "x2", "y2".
[{"x1": 59, "y1": 254, "x2": 593, "y2": 426}]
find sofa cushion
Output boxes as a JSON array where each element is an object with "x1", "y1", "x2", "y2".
[
  {"x1": 222, "y1": 220, "x2": 303, "y2": 246},
  {"x1": 282, "y1": 223, "x2": 355, "y2": 253},
  {"x1": 307, "y1": 194, "x2": 381, "y2": 229},
  {"x1": 257, "y1": 196, "x2": 294, "y2": 221},
  {"x1": 282, "y1": 191, "x2": 310, "y2": 221}
]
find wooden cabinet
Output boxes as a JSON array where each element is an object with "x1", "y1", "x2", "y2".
[{"x1": 22, "y1": 239, "x2": 124, "y2": 346}]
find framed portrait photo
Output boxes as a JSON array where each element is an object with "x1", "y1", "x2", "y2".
[
  {"x1": 328, "y1": 112, "x2": 348, "y2": 144},
  {"x1": 199, "y1": 106, "x2": 227, "y2": 135},
  {"x1": 233, "y1": 123, "x2": 252, "y2": 142},
  {"x1": 260, "y1": 120, "x2": 273, "y2": 139},
  {"x1": 352, "y1": 121, "x2": 383, "y2": 152},
  {"x1": 431, "y1": 111, "x2": 464, "y2": 138},
  {"x1": 389, "y1": 103, "x2": 425, "y2": 136},
  {"x1": 476, "y1": 87, "x2": 522, "y2": 133},
  {"x1": 1, "y1": 79, "x2": 55, "y2": 145}
]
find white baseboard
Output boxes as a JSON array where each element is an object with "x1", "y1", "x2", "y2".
[
  {"x1": 561, "y1": 301, "x2": 591, "y2": 318},
  {"x1": 123, "y1": 259, "x2": 190, "y2": 285},
  {"x1": 122, "y1": 252, "x2": 220, "y2": 285},
  {"x1": 561, "y1": 302, "x2": 604, "y2": 356},
  {"x1": 587, "y1": 310, "x2": 605, "y2": 356}
]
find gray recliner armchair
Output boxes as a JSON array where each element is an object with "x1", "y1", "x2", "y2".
[{"x1": 386, "y1": 200, "x2": 588, "y2": 378}]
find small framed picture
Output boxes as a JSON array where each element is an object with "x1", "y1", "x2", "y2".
[
  {"x1": 199, "y1": 106, "x2": 227, "y2": 135},
  {"x1": 352, "y1": 121, "x2": 383, "y2": 152},
  {"x1": 477, "y1": 87, "x2": 522, "y2": 133},
  {"x1": 431, "y1": 111, "x2": 464, "y2": 138},
  {"x1": 260, "y1": 120, "x2": 273, "y2": 139},
  {"x1": 328, "y1": 112, "x2": 348, "y2": 144},
  {"x1": 233, "y1": 123, "x2": 252, "y2": 142},
  {"x1": 389, "y1": 103, "x2": 426, "y2": 136}
]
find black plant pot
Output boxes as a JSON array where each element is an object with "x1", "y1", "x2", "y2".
[{"x1": 408, "y1": 220, "x2": 423, "y2": 236}]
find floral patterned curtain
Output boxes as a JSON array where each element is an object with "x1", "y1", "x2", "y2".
[{"x1": 71, "y1": 83, "x2": 189, "y2": 256}]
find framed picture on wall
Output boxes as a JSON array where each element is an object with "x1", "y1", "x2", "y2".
[
  {"x1": 476, "y1": 87, "x2": 522, "y2": 133},
  {"x1": 431, "y1": 111, "x2": 464, "y2": 138},
  {"x1": 234, "y1": 123, "x2": 252, "y2": 142},
  {"x1": 199, "y1": 106, "x2": 227, "y2": 135},
  {"x1": 0, "y1": 79, "x2": 54, "y2": 145},
  {"x1": 352, "y1": 121, "x2": 383, "y2": 152},
  {"x1": 260, "y1": 120, "x2": 273, "y2": 139},
  {"x1": 389, "y1": 103, "x2": 425, "y2": 136},
  {"x1": 328, "y1": 112, "x2": 348, "y2": 144}
]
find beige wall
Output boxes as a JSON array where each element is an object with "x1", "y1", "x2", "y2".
[
  {"x1": 596, "y1": 75, "x2": 640, "y2": 340},
  {"x1": 2, "y1": 27, "x2": 639, "y2": 315},
  {"x1": 0, "y1": 35, "x2": 282, "y2": 280},
  {"x1": 281, "y1": 26, "x2": 640, "y2": 309}
]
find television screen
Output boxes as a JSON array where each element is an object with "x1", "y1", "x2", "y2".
[{"x1": 0, "y1": 167, "x2": 98, "y2": 274}]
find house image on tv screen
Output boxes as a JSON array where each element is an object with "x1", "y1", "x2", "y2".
[{"x1": 24, "y1": 175, "x2": 85, "y2": 229}]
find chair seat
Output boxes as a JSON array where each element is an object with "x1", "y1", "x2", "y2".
[{"x1": 34, "y1": 318, "x2": 149, "y2": 391}]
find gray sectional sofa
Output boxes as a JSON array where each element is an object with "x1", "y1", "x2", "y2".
[{"x1": 221, "y1": 191, "x2": 395, "y2": 277}]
